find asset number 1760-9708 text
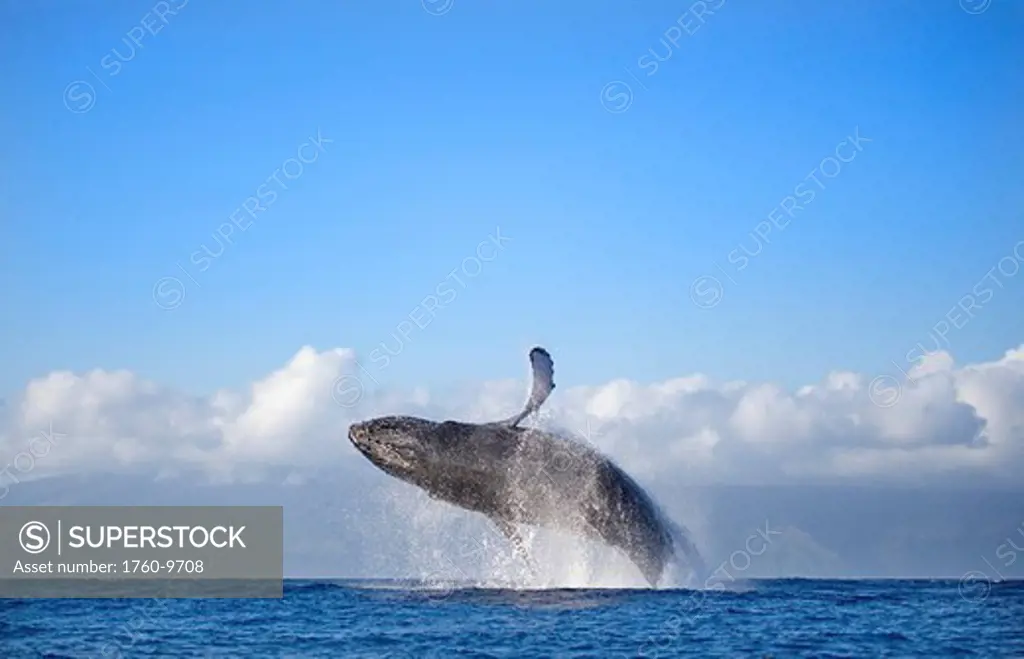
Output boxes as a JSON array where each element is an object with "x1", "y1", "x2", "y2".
[{"x1": 122, "y1": 559, "x2": 204, "y2": 574}]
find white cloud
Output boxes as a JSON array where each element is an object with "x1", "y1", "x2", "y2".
[{"x1": 2, "y1": 344, "x2": 1023, "y2": 490}]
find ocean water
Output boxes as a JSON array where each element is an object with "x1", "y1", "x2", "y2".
[{"x1": 2, "y1": 579, "x2": 1022, "y2": 658}]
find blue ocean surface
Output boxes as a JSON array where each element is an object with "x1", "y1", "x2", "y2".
[{"x1": 2, "y1": 579, "x2": 1022, "y2": 658}]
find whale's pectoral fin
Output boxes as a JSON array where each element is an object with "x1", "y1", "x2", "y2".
[
  {"x1": 494, "y1": 518, "x2": 536, "y2": 574},
  {"x1": 504, "y1": 347, "x2": 556, "y2": 428}
]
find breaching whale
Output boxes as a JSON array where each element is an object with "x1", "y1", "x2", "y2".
[{"x1": 348, "y1": 347, "x2": 703, "y2": 587}]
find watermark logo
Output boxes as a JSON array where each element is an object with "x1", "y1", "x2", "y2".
[
  {"x1": 600, "y1": 81, "x2": 634, "y2": 114},
  {"x1": 19, "y1": 521, "x2": 51, "y2": 554},
  {"x1": 689, "y1": 275, "x2": 723, "y2": 310},
  {"x1": 958, "y1": 570, "x2": 992, "y2": 604},
  {"x1": 958, "y1": 519, "x2": 1024, "y2": 605},
  {"x1": 867, "y1": 374, "x2": 901, "y2": 408},
  {"x1": 61, "y1": 0, "x2": 189, "y2": 115},
  {"x1": 332, "y1": 375, "x2": 364, "y2": 409},
  {"x1": 689, "y1": 128, "x2": 871, "y2": 309},
  {"x1": 63, "y1": 81, "x2": 97, "y2": 114},
  {"x1": 152, "y1": 129, "x2": 333, "y2": 310},
  {"x1": 599, "y1": 0, "x2": 727, "y2": 113},
  {"x1": 868, "y1": 237, "x2": 1023, "y2": 408},
  {"x1": 331, "y1": 227, "x2": 512, "y2": 409},
  {"x1": 1, "y1": 506, "x2": 283, "y2": 598},
  {"x1": 960, "y1": 0, "x2": 993, "y2": 15},
  {"x1": 638, "y1": 519, "x2": 783, "y2": 657},
  {"x1": 421, "y1": 0, "x2": 454, "y2": 16},
  {"x1": 152, "y1": 276, "x2": 185, "y2": 311}
]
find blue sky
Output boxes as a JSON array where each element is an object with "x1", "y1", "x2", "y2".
[{"x1": 1, "y1": 0, "x2": 1022, "y2": 397}]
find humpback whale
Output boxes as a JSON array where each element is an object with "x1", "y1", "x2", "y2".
[{"x1": 348, "y1": 347, "x2": 703, "y2": 587}]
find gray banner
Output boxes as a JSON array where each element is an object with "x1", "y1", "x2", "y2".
[{"x1": 0, "y1": 506, "x2": 283, "y2": 598}]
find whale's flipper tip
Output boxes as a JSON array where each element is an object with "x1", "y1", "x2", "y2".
[
  {"x1": 506, "y1": 346, "x2": 556, "y2": 428},
  {"x1": 529, "y1": 347, "x2": 555, "y2": 392}
]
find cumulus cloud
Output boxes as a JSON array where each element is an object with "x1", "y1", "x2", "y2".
[{"x1": 2, "y1": 344, "x2": 1023, "y2": 491}]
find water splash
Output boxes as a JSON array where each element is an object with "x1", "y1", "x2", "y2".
[{"x1": 378, "y1": 479, "x2": 704, "y2": 591}]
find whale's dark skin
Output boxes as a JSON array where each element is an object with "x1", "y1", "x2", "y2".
[{"x1": 349, "y1": 415, "x2": 702, "y2": 587}]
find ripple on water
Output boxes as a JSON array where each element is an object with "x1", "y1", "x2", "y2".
[{"x1": 1, "y1": 579, "x2": 1022, "y2": 658}]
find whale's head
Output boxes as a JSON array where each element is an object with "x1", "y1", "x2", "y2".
[
  {"x1": 348, "y1": 416, "x2": 440, "y2": 483},
  {"x1": 349, "y1": 415, "x2": 516, "y2": 503}
]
